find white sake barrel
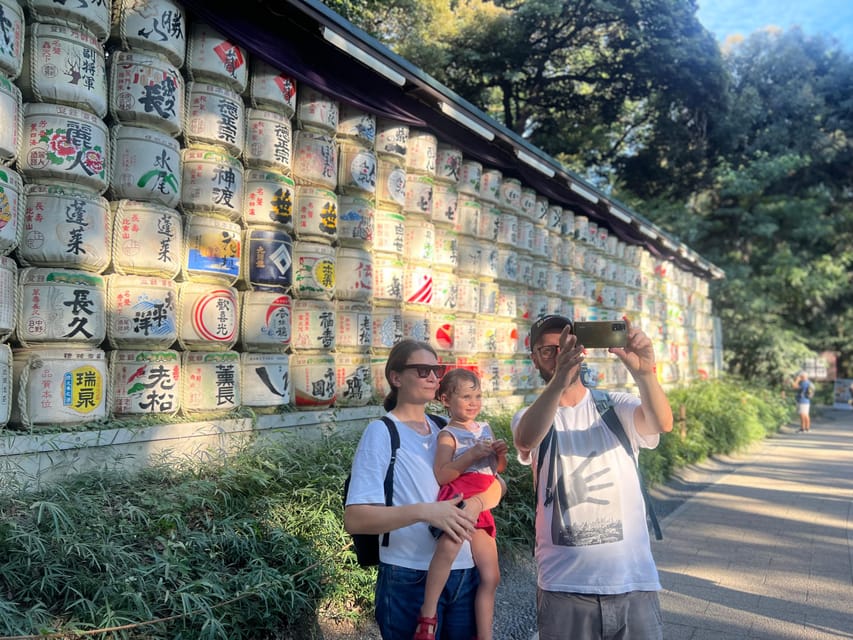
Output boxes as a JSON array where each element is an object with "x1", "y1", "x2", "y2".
[
  {"x1": 547, "y1": 204, "x2": 562, "y2": 233},
  {"x1": 11, "y1": 347, "x2": 107, "y2": 427},
  {"x1": 180, "y1": 147, "x2": 244, "y2": 219},
  {"x1": 376, "y1": 157, "x2": 406, "y2": 209},
  {"x1": 337, "y1": 142, "x2": 376, "y2": 196},
  {"x1": 291, "y1": 352, "x2": 335, "y2": 409},
  {"x1": 296, "y1": 86, "x2": 339, "y2": 135},
  {"x1": 111, "y1": 200, "x2": 182, "y2": 278},
  {"x1": 432, "y1": 268, "x2": 458, "y2": 311},
  {"x1": 456, "y1": 237, "x2": 481, "y2": 277},
  {"x1": 240, "y1": 290, "x2": 292, "y2": 353},
  {"x1": 335, "y1": 352, "x2": 372, "y2": 408},
  {"x1": 0, "y1": 0, "x2": 23, "y2": 80},
  {"x1": 433, "y1": 227, "x2": 457, "y2": 269},
  {"x1": 457, "y1": 199, "x2": 480, "y2": 238},
  {"x1": 596, "y1": 225, "x2": 609, "y2": 253},
  {"x1": 476, "y1": 318, "x2": 498, "y2": 355},
  {"x1": 373, "y1": 208, "x2": 405, "y2": 255},
  {"x1": 496, "y1": 247, "x2": 520, "y2": 284},
  {"x1": 243, "y1": 168, "x2": 295, "y2": 230},
  {"x1": 372, "y1": 303, "x2": 402, "y2": 349},
  {"x1": 406, "y1": 130, "x2": 436, "y2": 176},
  {"x1": 108, "y1": 51, "x2": 184, "y2": 136},
  {"x1": 241, "y1": 352, "x2": 291, "y2": 408},
  {"x1": 404, "y1": 174, "x2": 433, "y2": 218},
  {"x1": 240, "y1": 227, "x2": 293, "y2": 292},
  {"x1": 375, "y1": 119, "x2": 409, "y2": 160},
  {"x1": 479, "y1": 279, "x2": 499, "y2": 315},
  {"x1": 18, "y1": 185, "x2": 110, "y2": 273},
  {"x1": 0, "y1": 78, "x2": 22, "y2": 166},
  {"x1": 530, "y1": 293, "x2": 549, "y2": 321},
  {"x1": 0, "y1": 343, "x2": 12, "y2": 426},
  {"x1": 431, "y1": 181, "x2": 458, "y2": 229},
  {"x1": 587, "y1": 220, "x2": 598, "y2": 248},
  {"x1": 247, "y1": 58, "x2": 297, "y2": 118},
  {"x1": 533, "y1": 195, "x2": 549, "y2": 227},
  {"x1": 430, "y1": 311, "x2": 455, "y2": 351},
  {"x1": 335, "y1": 247, "x2": 373, "y2": 302},
  {"x1": 372, "y1": 251, "x2": 403, "y2": 303},
  {"x1": 574, "y1": 215, "x2": 589, "y2": 243},
  {"x1": 184, "y1": 82, "x2": 245, "y2": 157},
  {"x1": 499, "y1": 177, "x2": 522, "y2": 215},
  {"x1": 292, "y1": 130, "x2": 337, "y2": 190},
  {"x1": 243, "y1": 107, "x2": 293, "y2": 174},
  {"x1": 403, "y1": 263, "x2": 433, "y2": 305},
  {"x1": 0, "y1": 167, "x2": 23, "y2": 256},
  {"x1": 518, "y1": 255, "x2": 534, "y2": 287},
  {"x1": 516, "y1": 288, "x2": 532, "y2": 323},
  {"x1": 110, "y1": 0, "x2": 186, "y2": 67},
  {"x1": 15, "y1": 267, "x2": 106, "y2": 347},
  {"x1": 479, "y1": 245, "x2": 499, "y2": 280},
  {"x1": 19, "y1": 103, "x2": 109, "y2": 194},
  {"x1": 531, "y1": 260, "x2": 548, "y2": 291},
  {"x1": 337, "y1": 195, "x2": 374, "y2": 248},
  {"x1": 519, "y1": 187, "x2": 537, "y2": 222},
  {"x1": 335, "y1": 300, "x2": 372, "y2": 352},
  {"x1": 0, "y1": 256, "x2": 15, "y2": 340},
  {"x1": 561, "y1": 209, "x2": 575, "y2": 237},
  {"x1": 19, "y1": 23, "x2": 107, "y2": 117},
  {"x1": 27, "y1": 0, "x2": 110, "y2": 42},
  {"x1": 106, "y1": 275, "x2": 177, "y2": 349},
  {"x1": 571, "y1": 242, "x2": 586, "y2": 272},
  {"x1": 479, "y1": 168, "x2": 502, "y2": 204},
  {"x1": 456, "y1": 276, "x2": 480, "y2": 314},
  {"x1": 556, "y1": 236, "x2": 573, "y2": 268},
  {"x1": 185, "y1": 22, "x2": 248, "y2": 93},
  {"x1": 404, "y1": 218, "x2": 435, "y2": 264},
  {"x1": 497, "y1": 212, "x2": 518, "y2": 246},
  {"x1": 401, "y1": 306, "x2": 430, "y2": 343},
  {"x1": 477, "y1": 204, "x2": 500, "y2": 243},
  {"x1": 180, "y1": 350, "x2": 240, "y2": 415},
  {"x1": 337, "y1": 104, "x2": 376, "y2": 147},
  {"x1": 496, "y1": 286, "x2": 518, "y2": 319},
  {"x1": 370, "y1": 352, "x2": 390, "y2": 402},
  {"x1": 110, "y1": 124, "x2": 181, "y2": 207},
  {"x1": 110, "y1": 349, "x2": 181, "y2": 416},
  {"x1": 183, "y1": 214, "x2": 241, "y2": 285},
  {"x1": 454, "y1": 315, "x2": 477, "y2": 354},
  {"x1": 435, "y1": 144, "x2": 462, "y2": 183},
  {"x1": 177, "y1": 282, "x2": 238, "y2": 351},
  {"x1": 294, "y1": 185, "x2": 337, "y2": 244},
  {"x1": 457, "y1": 160, "x2": 481, "y2": 196},
  {"x1": 291, "y1": 240, "x2": 335, "y2": 299},
  {"x1": 532, "y1": 226, "x2": 549, "y2": 258}
]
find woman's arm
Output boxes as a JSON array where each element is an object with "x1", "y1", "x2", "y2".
[{"x1": 344, "y1": 499, "x2": 477, "y2": 544}]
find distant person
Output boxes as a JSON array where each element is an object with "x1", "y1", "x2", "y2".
[
  {"x1": 793, "y1": 371, "x2": 815, "y2": 432},
  {"x1": 848, "y1": 381, "x2": 853, "y2": 408}
]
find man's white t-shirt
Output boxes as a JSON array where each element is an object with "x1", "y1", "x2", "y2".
[{"x1": 511, "y1": 390, "x2": 661, "y2": 594}]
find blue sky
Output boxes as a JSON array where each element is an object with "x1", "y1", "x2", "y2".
[{"x1": 696, "y1": 0, "x2": 853, "y2": 51}]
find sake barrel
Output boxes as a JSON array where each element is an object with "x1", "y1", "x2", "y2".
[
  {"x1": 18, "y1": 184, "x2": 110, "y2": 273},
  {"x1": 294, "y1": 185, "x2": 337, "y2": 243},
  {"x1": 110, "y1": 124, "x2": 181, "y2": 207},
  {"x1": 435, "y1": 143, "x2": 462, "y2": 183},
  {"x1": 335, "y1": 246, "x2": 373, "y2": 302},
  {"x1": 405, "y1": 130, "x2": 436, "y2": 176},
  {"x1": 517, "y1": 219, "x2": 534, "y2": 254},
  {"x1": 433, "y1": 226, "x2": 458, "y2": 270},
  {"x1": 547, "y1": 204, "x2": 563, "y2": 234},
  {"x1": 239, "y1": 290, "x2": 292, "y2": 353},
  {"x1": 455, "y1": 276, "x2": 480, "y2": 314},
  {"x1": 292, "y1": 130, "x2": 337, "y2": 190},
  {"x1": 0, "y1": 0, "x2": 24, "y2": 80},
  {"x1": 11, "y1": 347, "x2": 107, "y2": 428},
  {"x1": 27, "y1": 0, "x2": 110, "y2": 42},
  {"x1": 242, "y1": 168, "x2": 295, "y2": 230},
  {"x1": 372, "y1": 252, "x2": 403, "y2": 303},
  {"x1": 496, "y1": 247, "x2": 520, "y2": 284},
  {"x1": 404, "y1": 218, "x2": 435, "y2": 264},
  {"x1": 457, "y1": 160, "x2": 481, "y2": 196},
  {"x1": 243, "y1": 107, "x2": 293, "y2": 174},
  {"x1": 106, "y1": 274, "x2": 177, "y2": 349},
  {"x1": 456, "y1": 237, "x2": 482, "y2": 277},
  {"x1": 401, "y1": 306, "x2": 430, "y2": 343},
  {"x1": 573, "y1": 215, "x2": 589, "y2": 243},
  {"x1": 184, "y1": 82, "x2": 245, "y2": 157},
  {"x1": 479, "y1": 279, "x2": 499, "y2": 315},
  {"x1": 180, "y1": 147, "x2": 244, "y2": 220},
  {"x1": 335, "y1": 300, "x2": 372, "y2": 352},
  {"x1": 476, "y1": 204, "x2": 500, "y2": 243},
  {"x1": 180, "y1": 350, "x2": 240, "y2": 415},
  {"x1": 531, "y1": 260, "x2": 548, "y2": 291},
  {"x1": 535, "y1": 196, "x2": 551, "y2": 227},
  {"x1": 19, "y1": 23, "x2": 107, "y2": 117},
  {"x1": 185, "y1": 22, "x2": 248, "y2": 93},
  {"x1": 334, "y1": 352, "x2": 372, "y2": 407},
  {"x1": 403, "y1": 263, "x2": 433, "y2": 305},
  {"x1": 456, "y1": 198, "x2": 480, "y2": 238},
  {"x1": 404, "y1": 174, "x2": 433, "y2": 218},
  {"x1": 0, "y1": 256, "x2": 16, "y2": 340},
  {"x1": 431, "y1": 181, "x2": 458, "y2": 229},
  {"x1": 291, "y1": 352, "x2": 335, "y2": 408},
  {"x1": 108, "y1": 50, "x2": 184, "y2": 136},
  {"x1": 0, "y1": 78, "x2": 22, "y2": 166},
  {"x1": 373, "y1": 208, "x2": 405, "y2": 255},
  {"x1": 110, "y1": 349, "x2": 181, "y2": 416},
  {"x1": 0, "y1": 167, "x2": 23, "y2": 256},
  {"x1": 247, "y1": 58, "x2": 297, "y2": 118},
  {"x1": 337, "y1": 142, "x2": 376, "y2": 196},
  {"x1": 376, "y1": 157, "x2": 406, "y2": 209},
  {"x1": 19, "y1": 103, "x2": 109, "y2": 194},
  {"x1": 337, "y1": 195, "x2": 374, "y2": 248},
  {"x1": 183, "y1": 214, "x2": 241, "y2": 285},
  {"x1": 520, "y1": 187, "x2": 537, "y2": 222},
  {"x1": 497, "y1": 212, "x2": 518, "y2": 247},
  {"x1": 291, "y1": 240, "x2": 335, "y2": 299},
  {"x1": 375, "y1": 119, "x2": 408, "y2": 160},
  {"x1": 454, "y1": 315, "x2": 477, "y2": 354},
  {"x1": 296, "y1": 86, "x2": 339, "y2": 135},
  {"x1": 498, "y1": 177, "x2": 522, "y2": 215},
  {"x1": 371, "y1": 352, "x2": 390, "y2": 402},
  {"x1": 0, "y1": 343, "x2": 11, "y2": 426},
  {"x1": 496, "y1": 286, "x2": 518, "y2": 319},
  {"x1": 560, "y1": 209, "x2": 575, "y2": 238},
  {"x1": 371, "y1": 302, "x2": 402, "y2": 349},
  {"x1": 337, "y1": 104, "x2": 375, "y2": 147},
  {"x1": 479, "y1": 168, "x2": 502, "y2": 204},
  {"x1": 518, "y1": 255, "x2": 534, "y2": 287},
  {"x1": 15, "y1": 267, "x2": 106, "y2": 348},
  {"x1": 479, "y1": 245, "x2": 499, "y2": 280},
  {"x1": 110, "y1": 199, "x2": 182, "y2": 278},
  {"x1": 109, "y1": 0, "x2": 186, "y2": 67},
  {"x1": 516, "y1": 287, "x2": 532, "y2": 322},
  {"x1": 241, "y1": 352, "x2": 291, "y2": 408},
  {"x1": 176, "y1": 282, "x2": 238, "y2": 351},
  {"x1": 532, "y1": 226, "x2": 549, "y2": 259},
  {"x1": 430, "y1": 311, "x2": 455, "y2": 351},
  {"x1": 432, "y1": 267, "x2": 458, "y2": 311},
  {"x1": 240, "y1": 227, "x2": 293, "y2": 292}
]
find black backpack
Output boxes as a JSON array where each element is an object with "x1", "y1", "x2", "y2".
[{"x1": 343, "y1": 413, "x2": 447, "y2": 567}]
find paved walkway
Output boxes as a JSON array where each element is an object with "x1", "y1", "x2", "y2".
[{"x1": 652, "y1": 407, "x2": 853, "y2": 639}]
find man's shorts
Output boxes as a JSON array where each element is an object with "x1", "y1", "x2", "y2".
[
  {"x1": 797, "y1": 402, "x2": 811, "y2": 416},
  {"x1": 537, "y1": 589, "x2": 662, "y2": 640}
]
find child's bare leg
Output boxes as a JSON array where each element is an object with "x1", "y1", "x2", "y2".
[
  {"x1": 471, "y1": 530, "x2": 500, "y2": 640},
  {"x1": 420, "y1": 534, "x2": 463, "y2": 618}
]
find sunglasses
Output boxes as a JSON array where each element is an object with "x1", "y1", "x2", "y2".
[{"x1": 401, "y1": 364, "x2": 447, "y2": 379}]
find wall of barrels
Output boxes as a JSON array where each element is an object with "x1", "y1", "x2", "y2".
[{"x1": 0, "y1": 0, "x2": 717, "y2": 434}]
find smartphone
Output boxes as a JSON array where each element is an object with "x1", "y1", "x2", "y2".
[{"x1": 573, "y1": 320, "x2": 628, "y2": 348}]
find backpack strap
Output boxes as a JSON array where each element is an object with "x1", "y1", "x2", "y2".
[
  {"x1": 378, "y1": 416, "x2": 400, "y2": 548},
  {"x1": 589, "y1": 389, "x2": 663, "y2": 541}
]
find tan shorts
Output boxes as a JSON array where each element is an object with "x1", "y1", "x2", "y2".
[
  {"x1": 537, "y1": 589, "x2": 662, "y2": 640},
  {"x1": 797, "y1": 402, "x2": 811, "y2": 416}
]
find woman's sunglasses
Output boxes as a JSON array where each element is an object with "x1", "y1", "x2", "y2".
[{"x1": 401, "y1": 364, "x2": 447, "y2": 379}]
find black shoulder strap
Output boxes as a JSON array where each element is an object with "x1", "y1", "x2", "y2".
[
  {"x1": 378, "y1": 416, "x2": 400, "y2": 548},
  {"x1": 427, "y1": 413, "x2": 448, "y2": 428}
]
